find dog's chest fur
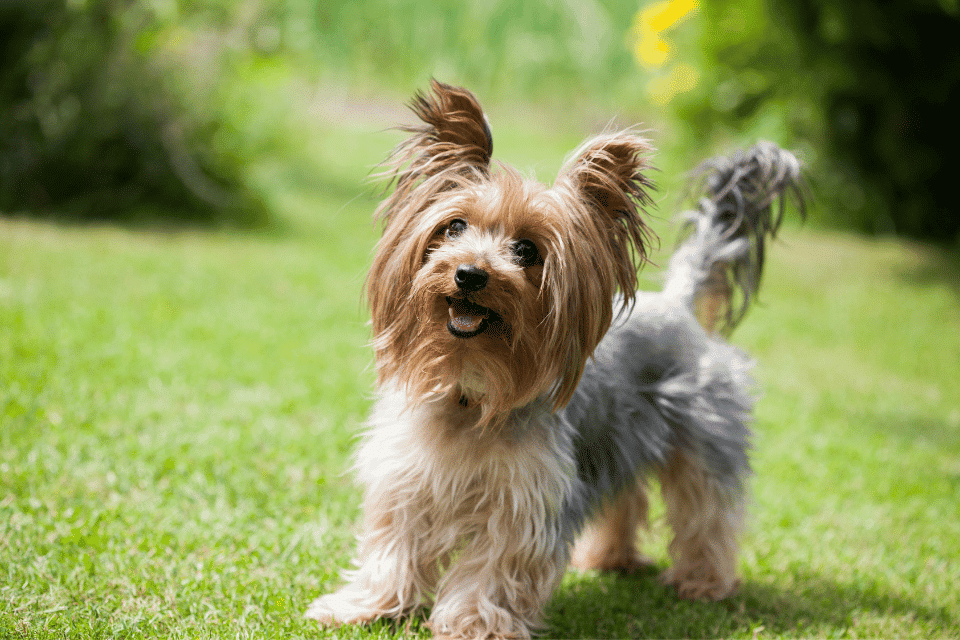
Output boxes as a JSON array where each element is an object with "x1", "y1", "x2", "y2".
[{"x1": 356, "y1": 388, "x2": 575, "y2": 545}]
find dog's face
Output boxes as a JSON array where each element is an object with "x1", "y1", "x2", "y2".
[{"x1": 367, "y1": 81, "x2": 654, "y2": 425}]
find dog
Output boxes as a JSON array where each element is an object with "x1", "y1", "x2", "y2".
[{"x1": 305, "y1": 80, "x2": 803, "y2": 639}]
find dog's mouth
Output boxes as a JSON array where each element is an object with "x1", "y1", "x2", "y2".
[{"x1": 446, "y1": 296, "x2": 494, "y2": 339}]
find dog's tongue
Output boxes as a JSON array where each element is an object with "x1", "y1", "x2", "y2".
[{"x1": 448, "y1": 299, "x2": 489, "y2": 333}]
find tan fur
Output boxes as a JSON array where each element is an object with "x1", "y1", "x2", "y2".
[
  {"x1": 657, "y1": 449, "x2": 743, "y2": 601},
  {"x1": 695, "y1": 263, "x2": 733, "y2": 335},
  {"x1": 570, "y1": 479, "x2": 653, "y2": 572},
  {"x1": 365, "y1": 83, "x2": 653, "y2": 426},
  {"x1": 300, "y1": 86, "x2": 803, "y2": 636}
]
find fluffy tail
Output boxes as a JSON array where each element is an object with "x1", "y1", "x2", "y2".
[{"x1": 663, "y1": 141, "x2": 805, "y2": 336}]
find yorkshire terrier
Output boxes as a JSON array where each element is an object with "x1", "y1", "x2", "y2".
[{"x1": 305, "y1": 80, "x2": 803, "y2": 639}]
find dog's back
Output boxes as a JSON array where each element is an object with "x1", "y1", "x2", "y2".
[{"x1": 562, "y1": 142, "x2": 804, "y2": 600}]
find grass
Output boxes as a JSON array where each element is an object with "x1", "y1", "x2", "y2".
[{"x1": 2, "y1": 108, "x2": 959, "y2": 639}]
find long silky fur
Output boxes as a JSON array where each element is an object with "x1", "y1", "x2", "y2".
[
  {"x1": 375, "y1": 79, "x2": 493, "y2": 226},
  {"x1": 665, "y1": 141, "x2": 805, "y2": 335},
  {"x1": 366, "y1": 87, "x2": 656, "y2": 422}
]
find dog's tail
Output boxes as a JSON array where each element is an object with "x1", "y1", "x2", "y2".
[{"x1": 663, "y1": 141, "x2": 804, "y2": 336}]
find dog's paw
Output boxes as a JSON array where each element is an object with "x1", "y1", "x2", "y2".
[
  {"x1": 431, "y1": 629, "x2": 529, "y2": 640},
  {"x1": 570, "y1": 548, "x2": 657, "y2": 575},
  {"x1": 304, "y1": 591, "x2": 383, "y2": 627},
  {"x1": 432, "y1": 635, "x2": 523, "y2": 640},
  {"x1": 428, "y1": 607, "x2": 533, "y2": 640},
  {"x1": 659, "y1": 567, "x2": 740, "y2": 601}
]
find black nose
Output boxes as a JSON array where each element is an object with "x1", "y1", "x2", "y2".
[{"x1": 454, "y1": 264, "x2": 488, "y2": 292}]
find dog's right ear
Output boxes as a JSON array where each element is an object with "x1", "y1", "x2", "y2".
[{"x1": 376, "y1": 80, "x2": 493, "y2": 222}]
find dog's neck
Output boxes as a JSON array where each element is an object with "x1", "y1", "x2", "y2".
[
  {"x1": 448, "y1": 383, "x2": 553, "y2": 440},
  {"x1": 457, "y1": 363, "x2": 489, "y2": 399}
]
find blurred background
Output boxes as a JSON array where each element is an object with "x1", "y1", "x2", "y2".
[
  {"x1": 3, "y1": 5, "x2": 959, "y2": 637},
  {"x1": 2, "y1": 0, "x2": 958, "y2": 242}
]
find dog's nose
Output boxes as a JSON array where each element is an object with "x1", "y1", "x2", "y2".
[{"x1": 454, "y1": 264, "x2": 488, "y2": 292}]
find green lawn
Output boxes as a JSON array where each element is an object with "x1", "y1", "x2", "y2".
[{"x1": 2, "y1": 115, "x2": 959, "y2": 639}]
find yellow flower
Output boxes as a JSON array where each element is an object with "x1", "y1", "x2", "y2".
[{"x1": 632, "y1": 0, "x2": 699, "y2": 68}]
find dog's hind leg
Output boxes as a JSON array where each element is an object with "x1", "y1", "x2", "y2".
[
  {"x1": 658, "y1": 448, "x2": 743, "y2": 600},
  {"x1": 694, "y1": 263, "x2": 733, "y2": 336},
  {"x1": 570, "y1": 477, "x2": 655, "y2": 573}
]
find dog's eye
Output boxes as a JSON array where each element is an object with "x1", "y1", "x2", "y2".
[
  {"x1": 512, "y1": 239, "x2": 539, "y2": 267},
  {"x1": 445, "y1": 219, "x2": 467, "y2": 239}
]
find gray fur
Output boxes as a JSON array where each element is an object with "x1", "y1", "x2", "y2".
[
  {"x1": 558, "y1": 141, "x2": 803, "y2": 539},
  {"x1": 667, "y1": 141, "x2": 806, "y2": 334}
]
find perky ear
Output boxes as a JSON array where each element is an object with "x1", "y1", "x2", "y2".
[
  {"x1": 377, "y1": 80, "x2": 493, "y2": 222},
  {"x1": 557, "y1": 131, "x2": 656, "y2": 300}
]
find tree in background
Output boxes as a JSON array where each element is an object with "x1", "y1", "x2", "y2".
[{"x1": 0, "y1": 0, "x2": 266, "y2": 226}]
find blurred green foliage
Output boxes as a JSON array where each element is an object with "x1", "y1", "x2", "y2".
[
  {"x1": 262, "y1": 0, "x2": 960, "y2": 241},
  {"x1": 0, "y1": 0, "x2": 266, "y2": 226},
  {"x1": 2, "y1": 0, "x2": 956, "y2": 240},
  {"x1": 269, "y1": 0, "x2": 649, "y2": 105}
]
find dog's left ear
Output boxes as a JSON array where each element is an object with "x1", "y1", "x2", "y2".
[
  {"x1": 557, "y1": 132, "x2": 656, "y2": 300},
  {"x1": 377, "y1": 80, "x2": 493, "y2": 222}
]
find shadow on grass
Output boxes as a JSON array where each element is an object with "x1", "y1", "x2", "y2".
[
  {"x1": 544, "y1": 567, "x2": 957, "y2": 639},
  {"x1": 859, "y1": 408, "x2": 960, "y2": 451},
  {"x1": 301, "y1": 565, "x2": 955, "y2": 639},
  {"x1": 895, "y1": 241, "x2": 960, "y2": 303}
]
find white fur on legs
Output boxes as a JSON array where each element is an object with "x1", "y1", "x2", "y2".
[
  {"x1": 304, "y1": 502, "x2": 441, "y2": 625},
  {"x1": 304, "y1": 540, "x2": 438, "y2": 626},
  {"x1": 310, "y1": 389, "x2": 575, "y2": 637},
  {"x1": 658, "y1": 449, "x2": 743, "y2": 600},
  {"x1": 429, "y1": 534, "x2": 566, "y2": 640},
  {"x1": 304, "y1": 587, "x2": 393, "y2": 627}
]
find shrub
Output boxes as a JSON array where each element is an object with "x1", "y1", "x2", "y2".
[{"x1": 0, "y1": 0, "x2": 267, "y2": 226}]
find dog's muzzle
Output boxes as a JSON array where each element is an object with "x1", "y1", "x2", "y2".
[{"x1": 447, "y1": 265, "x2": 493, "y2": 338}]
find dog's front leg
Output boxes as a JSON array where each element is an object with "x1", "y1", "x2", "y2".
[
  {"x1": 305, "y1": 493, "x2": 441, "y2": 627},
  {"x1": 427, "y1": 519, "x2": 566, "y2": 640}
]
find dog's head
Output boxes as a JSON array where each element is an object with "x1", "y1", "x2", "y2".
[{"x1": 367, "y1": 80, "x2": 654, "y2": 425}]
